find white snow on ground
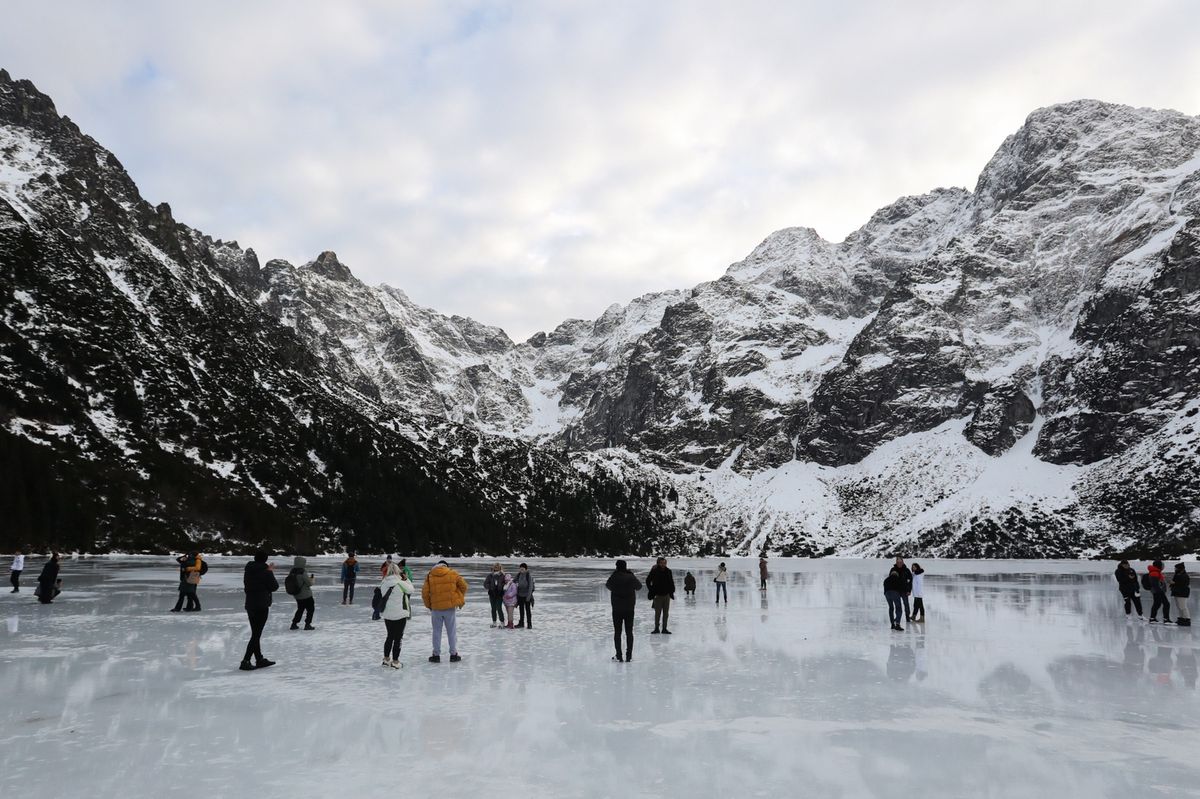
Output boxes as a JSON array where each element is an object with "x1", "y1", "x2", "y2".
[{"x1": 0, "y1": 557, "x2": 1196, "y2": 798}]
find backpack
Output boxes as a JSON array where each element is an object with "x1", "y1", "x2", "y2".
[
  {"x1": 285, "y1": 569, "x2": 301, "y2": 596},
  {"x1": 1141, "y1": 573, "x2": 1155, "y2": 591},
  {"x1": 199, "y1": 560, "x2": 209, "y2": 576},
  {"x1": 372, "y1": 585, "x2": 395, "y2": 615}
]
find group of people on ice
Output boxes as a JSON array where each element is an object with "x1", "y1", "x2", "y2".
[
  {"x1": 883, "y1": 557, "x2": 925, "y2": 631},
  {"x1": 1114, "y1": 559, "x2": 1191, "y2": 625},
  {"x1": 5, "y1": 550, "x2": 61, "y2": 603}
]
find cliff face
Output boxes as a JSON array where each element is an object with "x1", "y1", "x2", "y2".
[{"x1": 2, "y1": 68, "x2": 1198, "y2": 556}]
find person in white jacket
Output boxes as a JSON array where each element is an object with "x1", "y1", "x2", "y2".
[
  {"x1": 380, "y1": 562, "x2": 415, "y2": 669},
  {"x1": 910, "y1": 563, "x2": 926, "y2": 622},
  {"x1": 9, "y1": 551, "x2": 23, "y2": 593}
]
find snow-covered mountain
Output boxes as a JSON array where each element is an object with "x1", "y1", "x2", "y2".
[{"x1": 1, "y1": 68, "x2": 1197, "y2": 556}]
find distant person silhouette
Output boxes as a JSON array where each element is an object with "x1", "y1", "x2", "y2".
[{"x1": 605, "y1": 559, "x2": 642, "y2": 662}]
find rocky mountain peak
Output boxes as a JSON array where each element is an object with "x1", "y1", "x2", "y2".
[{"x1": 304, "y1": 250, "x2": 355, "y2": 282}]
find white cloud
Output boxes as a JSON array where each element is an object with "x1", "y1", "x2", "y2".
[{"x1": 2, "y1": 0, "x2": 1198, "y2": 339}]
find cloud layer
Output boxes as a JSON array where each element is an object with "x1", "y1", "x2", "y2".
[{"x1": 3, "y1": 1, "x2": 1198, "y2": 339}]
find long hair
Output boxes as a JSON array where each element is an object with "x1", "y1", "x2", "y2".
[{"x1": 385, "y1": 562, "x2": 403, "y2": 578}]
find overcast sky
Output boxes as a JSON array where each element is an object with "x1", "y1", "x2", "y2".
[{"x1": 3, "y1": 1, "x2": 1198, "y2": 339}]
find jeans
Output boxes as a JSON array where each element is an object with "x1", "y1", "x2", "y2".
[
  {"x1": 902, "y1": 593, "x2": 912, "y2": 620},
  {"x1": 173, "y1": 583, "x2": 199, "y2": 611},
  {"x1": 518, "y1": 597, "x2": 532, "y2": 627},
  {"x1": 1176, "y1": 596, "x2": 1191, "y2": 620},
  {"x1": 652, "y1": 596, "x2": 671, "y2": 630},
  {"x1": 342, "y1": 579, "x2": 356, "y2": 603},
  {"x1": 1151, "y1": 590, "x2": 1171, "y2": 621},
  {"x1": 9, "y1": 570, "x2": 20, "y2": 591},
  {"x1": 715, "y1": 582, "x2": 727, "y2": 602},
  {"x1": 613, "y1": 607, "x2": 634, "y2": 657},
  {"x1": 292, "y1": 596, "x2": 314, "y2": 626},
  {"x1": 489, "y1": 593, "x2": 504, "y2": 624},
  {"x1": 243, "y1": 608, "x2": 269, "y2": 662},
  {"x1": 1123, "y1": 593, "x2": 1143, "y2": 616},
  {"x1": 885, "y1": 591, "x2": 903, "y2": 626},
  {"x1": 384, "y1": 617, "x2": 407, "y2": 659},
  {"x1": 431, "y1": 609, "x2": 458, "y2": 656}
]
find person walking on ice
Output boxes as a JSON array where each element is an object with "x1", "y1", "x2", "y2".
[
  {"x1": 516, "y1": 563, "x2": 535, "y2": 629},
  {"x1": 36, "y1": 553, "x2": 60, "y2": 605},
  {"x1": 287, "y1": 556, "x2": 316, "y2": 630},
  {"x1": 1171, "y1": 563, "x2": 1191, "y2": 627},
  {"x1": 1114, "y1": 560, "x2": 1143, "y2": 619},
  {"x1": 379, "y1": 562, "x2": 414, "y2": 667},
  {"x1": 606, "y1": 559, "x2": 642, "y2": 662},
  {"x1": 240, "y1": 550, "x2": 279, "y2": 671},
  {"x1": 759, "y1": 556, "x2": 769, "y2": 591},
  {"x1": 171, "y1": 552, "x2": 205, "y2": 612},
  {"x1": 9, "y1": 551, "x2": 23, "y2": 593},
  {"x1": 714, "y1": 562, "x2": 728, "y2": 604},
  {"x1": 910, "y1": 562, "x2": 925, "y2": 622},
  {"x1": 341, "y1": 551, "x2": 359, "y2": 605},
  {"x1": 647, "y1": 557, "x2": 675, "y2": 634},
  {"x1": 1146, "y1": 561, "x2": 1172, "y2": 624},
  {"x1": 422, "y1": 560, "x2": 468, "y2": 662}
]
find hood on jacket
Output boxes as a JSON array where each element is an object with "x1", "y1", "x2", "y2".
[
  {"x1": 294, "y1": 556, "x2": 306, "y2": 569},
  {"x1": 1149, "y1": 565, "x2": 1164, "y2": 577}
]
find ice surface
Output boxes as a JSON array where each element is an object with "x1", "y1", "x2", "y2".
[{"x1": 1, "y1": 557, "x2": 1198, "y2": 798}]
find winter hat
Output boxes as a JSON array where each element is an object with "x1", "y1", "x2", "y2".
[
  {"x1": 437, "y1": 559, "x2": 449, "y2": 566},
  {"x1": 293, "y1": 556, "x2": 306, "y2": 569}
]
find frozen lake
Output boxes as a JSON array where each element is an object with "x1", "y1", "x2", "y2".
[{"x1": 1, "y1": 556, "x2": 1197, "y2": 797}]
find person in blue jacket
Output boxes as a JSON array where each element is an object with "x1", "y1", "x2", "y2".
[{"x1": 341, "y1": 551, "x2": 360, "y2": 605}]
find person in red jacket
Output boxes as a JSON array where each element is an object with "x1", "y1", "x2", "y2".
[{"x1": 1147, "y1": 561, "x2": 1171, "y2": 624}]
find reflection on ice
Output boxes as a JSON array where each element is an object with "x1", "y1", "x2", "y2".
[{"x1": 1, "y1": 557, "x2": 1197, "y2": 797}]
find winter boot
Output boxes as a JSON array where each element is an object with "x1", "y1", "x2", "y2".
[
  {"x1": 255, "y1": 658, "x2": 275, "y2": 669},
  {"x1": 304, "y1": 624, "x2": 315, "y2": 631},
  {"x1": 382, "y1": 658, "x2": 391, "y2": 667},
  {"x1": 291, "y1": 623, "x2": 300, "y2": 630},
  {"x1": 239, "y1": 660, "x2": 255, "y2": 671},
  {"x1": 612, "y1": 654, "x2": 623, "y2": 662},
  {"x1": 390, "y1": 658, "x2": 402, "y2": 669},
  {"x1": 428, "y1": 654, "x2": 441, "y2": 663},
  {"x1": 449, "y1": 653, "x2": 462, "y2": 662}
]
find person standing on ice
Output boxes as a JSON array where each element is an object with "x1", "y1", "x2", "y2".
[
  {"x1": 421, "y1": 560, "x2": 468, "y2": 662},
  {"x1": 379, "y1": 562, "x2": 414, "y2": 668},
  {"x1": 502, "y1": 573, "x2": 518, "y2": 629},
  {"x1": 171, "y1": 552, "x2": 204, "y2": 612},
  {"x1": 288, "y1": 556, "x2": 316, "y2": 630},
  {"x1": 9, "y1": 550, "x2": 23, "y2": 593},
  {"x1": 893, "y1": 557, "x2": 914, "y2": 621},
  {"x1": 1170, "y1": 563, "x2": 1191, "y2": 627},
  {"x1": 1146, "y1": 561, "x2": 1172, "y2": 624},
  {"x1": 606, "y1": 559, "x2": 642, "y2": 662},
  {"x1": 758, "y1": 556, "x2": 769, "y2": 591},
  {"x1": 884, "y1": 567, "x2": 905, "y2": 631},
  {"x1": 240, "y1": 550, "x2": 279, "y2": 671},
  {"x1": 516, "y1": 563, "x2": 535, "y2": 629},
  {"x1": 1114, "y1": 560, "x2": 1143, "y2": 618},
  {"x1": 714, "y1": 562, "x2": 728, "y2": 604},
  {"x1": 647, "y1": 557, "x2": 676, "y2": 634},
  {"x1": 341, "y1": 551, "x2": 359, "y2": 605},
  {"x1": 380, "y1": 554, "x2": 393, "y2": 578},
  {"x1": 484, "y1": 563, "x2": 506, "y2": 627},
  {"x1": 909, "y1": 563, "x2": 925, "y2": 622},
  {"x1": 36, "y1": 553, "x2": 60, "y2": 605}
]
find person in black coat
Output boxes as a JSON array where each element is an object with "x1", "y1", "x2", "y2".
[
  {"x1": 884, "y1": 567, "x2": 905, "y2": 631},
  {"x1": 36, "y1": 553, "x2": 60, "y2": 604},
  {"x1": 241, "y1": 550, "x2": 280, "y2": 671},
  {"x1": 606, "y1": 560, "x2": 642, "y2": 662},
  {"x1": 1171, "y1": 563, "x2": 1191, "y2": 627},
  {"x1": 1114, "y1": 560, "x2": 1143, "y2": 618},
  {"x1": 893, "y1": 557, "x2": 914, "y2": 621},
  {"x1": 646, "y1": 557, "x2": 676, "y2": 634}
]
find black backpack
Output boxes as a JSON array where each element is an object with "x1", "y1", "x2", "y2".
[
  {"x1": 372, "y1": 585, "x2": 395, "y2": 614},
  {"x1": 285, "y1": 569, "x2": 302, "y2": 596},
  {"x1": 199, "y1": 560, "x2": 209, "y2": 576},
  {"x1": 1141, "y1": 573, "x2": 1155, "y2": 591}
]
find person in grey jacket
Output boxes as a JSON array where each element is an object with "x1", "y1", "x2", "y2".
[
  {"x1": 289, "y1": 556, "x2": 316, "y2": 630},
  {"x1": 516, "y1": 563, "x2": 535, "y2": 629}
]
